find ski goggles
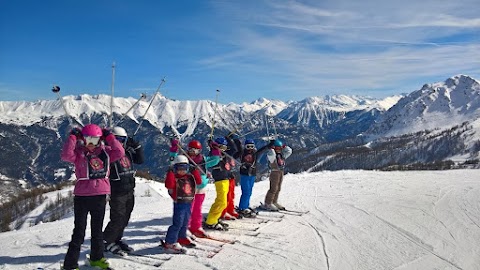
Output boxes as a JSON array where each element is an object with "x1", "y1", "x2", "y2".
[
  {"x1": 174, "y1": 163, "x2": 189, "y2": 171},
  {"x1": 245, "y1": 144, "x2": 256, "y2": 150},
  {"x1": 188, "y1": 147, "x2": 200, "y2": 155},
  {"x1": 84, "y1": 136, "x2": 101, "y2": 146},
  {"x1": 115, "y1": 136, "x2": 127, "y2": 143},
  {"x1": 274, "y1": 146, "x2": 283, "y2": 151}
]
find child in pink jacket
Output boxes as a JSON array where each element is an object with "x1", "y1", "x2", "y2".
[{"x1": 61, "y1": 124, "x2": 124, "y2": 270}]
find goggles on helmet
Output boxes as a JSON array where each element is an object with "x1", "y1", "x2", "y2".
[
  {"x1": 85, "y1": 136, "x2": 101, "y2": 146},
  {"x1": 188, "y1": 147, "x2": 200, "y2": 155},
  {"x1": 174, "y1": 163, "x2": 189, "y2": 171},
  {"x1": 115, "y1": 136, "x2": 127, "y2": 143},
  {"x1": 245, "y1": 144, "x2": 256, "y2": 150}
]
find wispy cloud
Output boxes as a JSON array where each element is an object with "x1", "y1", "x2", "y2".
[{"x1": 200, "y1": 0, "x2": 480, "y2": 98}]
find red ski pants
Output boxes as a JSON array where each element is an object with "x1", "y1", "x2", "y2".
[{"x1": 221, "y1": 178, "x2": 236, "y2": 216}]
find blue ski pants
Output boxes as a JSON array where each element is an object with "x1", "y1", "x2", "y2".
[
  {"x1": 165, "y1": 202, "x2": 192, "y2": 244},
  {"x1": 238, "y1": 174, "x2": 256, "y2": 210}
]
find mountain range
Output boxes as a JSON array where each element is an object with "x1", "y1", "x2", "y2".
[{"x1": 1, "y1": 74, "x2": 479, "y2": 201}]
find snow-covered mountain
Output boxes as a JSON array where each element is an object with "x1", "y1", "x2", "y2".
[
  {"x1": 0, "y1": 91, "x2": 398, "y2": 199},
  {"x1": 3, "y1": 75, "x2": 480, "y2": 198},
  {"x1": 369, "y1": 74, "x2": 480, "y2": 137},
  {"x1": 0, "y1": 93, "x2": 395, "y2": 135}
]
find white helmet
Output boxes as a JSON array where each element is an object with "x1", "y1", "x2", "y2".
[
  {"x1": 173, "y1": 155, "x2": 189, "y2": 165},
  {"x1": 112, "y1": 126, "x2": 127, "y2": 137}
]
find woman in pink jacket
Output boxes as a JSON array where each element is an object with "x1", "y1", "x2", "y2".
[{"x1": 60, "y1": 124, "x2": 124, "y2": 270}]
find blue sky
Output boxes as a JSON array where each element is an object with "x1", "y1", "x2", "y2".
[{"x1": 1, "y1": 0, "x2": 479, "y2": 104}]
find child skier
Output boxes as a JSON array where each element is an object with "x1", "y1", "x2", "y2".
[
  {"x1": 220, "y1": 135, "x2": 241, "y2": 220},
  {"x1": 103, "y1": 126, "x2": 144, "y2": 256},
  {"x1": 235, "y1": 138, "x2": 272, "y2": 218},
  {"x1": 169, "y1": 139, "x2": 220, "y2": 238},
  {"x1": 162, "y1": 155, "x2": 202, "y2": 253},
  {"x1": 262, "y1": 139, "x2": 292, "y2": 211},
  {"x1": 204, "y1": 136, "x2": 239, "y2": 230},
  {"x1": 61, "y1": 124, "x2": 124, "y2": 270}
]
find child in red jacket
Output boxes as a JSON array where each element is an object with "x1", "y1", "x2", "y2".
[{"x1": 162, "y1": 155, "x2": 202, "y2": 253}]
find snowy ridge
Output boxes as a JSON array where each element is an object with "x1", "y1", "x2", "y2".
[
  {"x1": 369, "y1": 74, "x2": 480, "y2": 137},
  {"x1": 0, "y1": 92, "x2": 397, "y2": 131},
  {"x1": 1, "y1": 171, "x2": 480, "y2": 269}
]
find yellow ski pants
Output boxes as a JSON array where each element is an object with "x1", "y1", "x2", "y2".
[{"x1": 205, "y1": 179, "x2": 229, "y2": 225}]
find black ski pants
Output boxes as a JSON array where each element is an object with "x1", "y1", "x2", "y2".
[
  {"x1": 63, "y1": 195, "x2": 107, "y2": 269},
  {"x1": 103, "y1": 190, "x2": 135, "y2": 244}
]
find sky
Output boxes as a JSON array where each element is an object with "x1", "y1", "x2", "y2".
[
  {"x1": 0, "y1": 0, "x2": 479, "y2": 104},
  {"x1": 1, "y1": 170, "x2": 480, "y2": 269}
]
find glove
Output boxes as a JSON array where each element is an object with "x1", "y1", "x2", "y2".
[
  {"x1": 70, "y1": 127, "x2": 82, "y2": 139},
  {"x1": 170, "y1": 138, "x2": 179, "y2": 152},
  {"x1": 126, "y1": 137, "x2": 138, "y2": 147},
  {"x1": 170, "y1": 138, "x2": 179, "y2": 147},
  {"x1": 211, "y1": 147, "x2": 221, "y2": 156},
  {"x1": 209, "y1": 140, "x2": 219, "y2": 149},
  {"x1": 102, "y1": 128, "x2": 111, "y2": 138}
]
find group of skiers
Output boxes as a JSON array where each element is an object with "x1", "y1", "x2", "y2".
[{"x1": 59, "y1": 123, "x2": 292, "y2": 270}]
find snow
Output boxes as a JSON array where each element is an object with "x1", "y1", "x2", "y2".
[
  {"x1": 372, "y1": 75, "x2": 480, "y2": 137},
  {"x1": 0, "y1": 170, "x2": 479, "y2": 270},
  {"x1": 0, "y1": 93, "x2": 397, "y2": 130}
]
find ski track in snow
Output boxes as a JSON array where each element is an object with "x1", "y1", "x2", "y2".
[{"x1": 1, "y1": 170, "x2": 480, "y2": 269}]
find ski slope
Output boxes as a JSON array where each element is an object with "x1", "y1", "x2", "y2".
[{"x1": 0, "y1": 170, "x2": 479, "y2": 270}]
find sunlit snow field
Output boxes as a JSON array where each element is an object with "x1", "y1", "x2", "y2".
[{"x1": 0, "y1": 169, "x2": 479, "y2": 270}]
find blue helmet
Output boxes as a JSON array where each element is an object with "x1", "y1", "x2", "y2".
[
  {"x1": 215, "y1": 137, "x2": 228, "y2": 146},
  {"x1": 273, "y1": 139, "x2": 283, "y2": 147},
  {"x1": 244, "y1": 139, "x2": 255, "y2": 146}
]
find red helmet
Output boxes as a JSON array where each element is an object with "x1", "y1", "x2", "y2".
[{"x1": 188, "y1": 140, "x2": 202, "y2": 149}]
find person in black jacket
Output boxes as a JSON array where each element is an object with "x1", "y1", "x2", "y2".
[
  {"x1": 234, "y1": 138, "x2": 271, "y2": 218},
  {"x1": 103, "y1": 126, "x2": 144, "y2": 255}
]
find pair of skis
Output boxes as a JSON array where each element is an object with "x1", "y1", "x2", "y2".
[
  {"x1": 255, "y1": 202, "x2": 309, "y2": 216},
  {"x1": 109, "y1": 252, "x2": 169, "y2": 268}
]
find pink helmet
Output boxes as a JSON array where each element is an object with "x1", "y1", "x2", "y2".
[{"x1": 81, "y1": 124, "x2": 102, "y2": 137}]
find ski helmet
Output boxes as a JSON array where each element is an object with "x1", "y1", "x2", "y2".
[
  {"x1": 173, "y1": 155, "x2": 189, "y2": 165},
  {"x1": 215, "y1": 137, "x2": 228, "y2": 146},
  {"x1": 112, "y1": 126, "x2": 127, "y2": 137},
  {"x1": 173, "y1": 155, "x2": 189, "y2": 171},
  {"x1": 273, "y1": 139, "x2": 283, "y2": 147},
  {"x1": 81, "y1": 124, "x2": 102, "y2": 137},
  {"x1": 188, "y1": 140, "x2": 202, "y2": 149},
  {"x1": 244, "y1": 139, "x2": 255, "y2": 146}
]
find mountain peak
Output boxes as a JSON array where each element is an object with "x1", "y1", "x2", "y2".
[{"x1": 369, "y1": 74, "x2": 480, "y2": 137}]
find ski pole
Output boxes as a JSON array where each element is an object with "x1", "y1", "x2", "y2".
[
  {"x1": 133, "y1": 77, "x2": 166, "y2": 136},
  {"x1": 109, "y1": 61, "x2": 115, "y2": 128},
  {"x1": 52, "y1": 85, "x2": 84, "y2": 127},
  {"x1": 265, "y1": 114, "x2": 270, "y2": 140},
  {"x1": 270, "y1": 115, "x2": 278, "y2": 138},
  {"x1": 113, "y1": 93, "x2": 147, "y2": 126},
  {"x1": 160, "y1": 127, "x2": 207, "y2": 175},
  {"x1": 177, "y1": 143, "x2": 207, "y2": 175},
  {"x1": 209, "y1": 89, "x2": 220, "y2": 139}
]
